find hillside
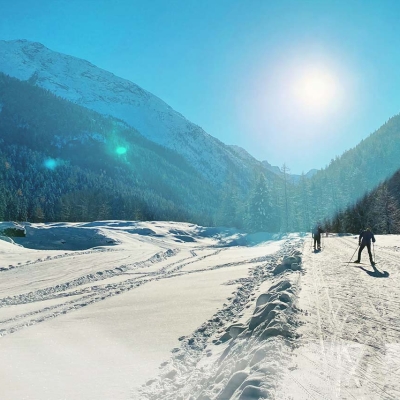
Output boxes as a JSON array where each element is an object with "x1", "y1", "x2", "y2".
[
  {"x1": 2, "y1": 40, "x2": 400, "y2": 232},
  {"x1": 0, "y1": 39, "x2": 267, "y2": 186},
  {"x1": 325, "y1": 168, "x2": 400, "y2": 233},
  {"x1": 0, "y1": 73, "x2": 218, "y2": 224},
  {"x1": 283, "y1": 114, "x2": 400, "y2": 231}
]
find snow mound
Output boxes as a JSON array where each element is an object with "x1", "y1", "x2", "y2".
[
  {"x1": 273, "y1": 251, "x2": 302, "y2": 275},
  {"x1": 11, "y1": 223, "x2": 118, "y2": 250},
  {"x1": 137, "y1": 238, "x2": 304, "y2": 400},
  {"x1": 3, "y1": 220, "x2": 284, "y2": 252}
]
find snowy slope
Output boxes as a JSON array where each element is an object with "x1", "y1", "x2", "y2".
[
  {"x1": 0, "y1": 39, "x2": 261, "y2": 183},
  {"x1": 278, "y1": 235, "x2": 400, "y2": 399}
]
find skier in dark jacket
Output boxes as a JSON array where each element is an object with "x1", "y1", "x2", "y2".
[
  {"x1": 312, "y1": 225, "x2": 324, "y2": 250},
  {"x1": 355, "y1": 227, "x2": 376, "y2": 265}
]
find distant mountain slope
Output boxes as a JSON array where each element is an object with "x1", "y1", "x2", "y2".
[
  {"x1": 0, "y1": 39, "x2": 266, "y2": 185},
  {"x1": 307, "y1": 115, "x2": 400, "y2": 225},
  {"x1": 261, "y1": 159, "x2": 318, "y2": 183},
  {"x1": 240, "y1": 114, "x2": 400, "y2": 232},
  {"x1": 325, "y1": 168, "x2": 400, "y2": 234}
]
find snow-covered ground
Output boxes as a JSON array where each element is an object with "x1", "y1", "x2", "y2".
[
  {"x1": 279, "y1": 234, "x2": 400, "y2": 400},
  {"x1": 0, "y1": 222, "x2": 399, "y2": 400}
]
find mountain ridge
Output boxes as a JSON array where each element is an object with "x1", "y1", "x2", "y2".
[{"x1": 0, "y1": 39, "x2": 268, "y2": 185}]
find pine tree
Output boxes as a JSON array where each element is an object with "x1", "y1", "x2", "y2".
[
  {"x1": 247, "y1": 173, "x2": 278, "y2": 232},
  {"x1": 299, "y1": 173, "x2": 311, "y2": 231},
  {"x1": 281, "y1": 164, "x2": 290, "y2": 232},
  {"x1": 217, "y1": 173, "x2": 243, "y2": 228},
  {"x1": 372, "y1": 184, "x2": 400, "y2": 233}
]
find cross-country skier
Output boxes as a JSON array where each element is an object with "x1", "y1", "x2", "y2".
[
  {"x1": 354, "y1": 227, "x2": 376, "y2": 265},
  {"x1": 312, "y1": 224, "x2": 324, "y2": 251}
]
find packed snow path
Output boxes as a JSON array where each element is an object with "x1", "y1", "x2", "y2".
[{"x1": 280, "y1": 234, "x2": 400, "y2": 400}]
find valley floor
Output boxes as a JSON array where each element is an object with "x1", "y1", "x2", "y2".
[{"x1": 0, "y1": 223, "x2": 399, "y2": 400}]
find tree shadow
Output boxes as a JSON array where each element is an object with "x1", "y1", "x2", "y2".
[{"x1": 358, "y1": 264, "x2": 389, "y2": 278}]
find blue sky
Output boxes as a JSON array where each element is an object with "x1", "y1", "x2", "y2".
[{"x1": 2, "y1": 0, "x2": 400, "y2": 173}]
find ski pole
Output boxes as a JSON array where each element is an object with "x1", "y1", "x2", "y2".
[
  {"x1": 347, "y1": 244, "x2": 360, "y2": 266},
  {"x1": 310, "y1": 230, "x2": 313, "y2": 251},
  {"x1": 373, "y1": 242, "x2": 376, "y2": 263}
]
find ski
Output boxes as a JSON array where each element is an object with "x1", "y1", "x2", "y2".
[{"x1": 346, "y1": 261, "x2": 378, "y2": 266}]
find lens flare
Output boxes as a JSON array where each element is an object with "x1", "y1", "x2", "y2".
[
  {"x1": 44, "y1": 158, "x2": 57, "y2": 170},
  {"x1": 116, "y1": 146, "x2": 127, "y2": 155}
]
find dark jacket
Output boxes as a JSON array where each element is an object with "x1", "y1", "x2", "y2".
[
  {"x1": 312, "y1": 226, "x2": 323, "y2": 238},
  {"x1": 359, "y1": 230, "x2": 375, "y2": 245}
]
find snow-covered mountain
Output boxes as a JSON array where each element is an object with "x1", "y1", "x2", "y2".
[{"x1": 0, "y1": 39, "x2": 263, "y2": 184}]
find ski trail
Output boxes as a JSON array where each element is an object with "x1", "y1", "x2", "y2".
[
  {"x1": 279, "y1": 235, "x2": 400, "y2": 400},
  {"x1": 0, "y1": 241, "x2": 285, "y2": 338},
  {"x1": 0, "y1": 247, "x2": 121, "y2": 272}
]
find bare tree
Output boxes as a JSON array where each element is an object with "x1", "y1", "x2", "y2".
[{"x1": 281, "y1": 163, "x2": 290, "y2": 232}]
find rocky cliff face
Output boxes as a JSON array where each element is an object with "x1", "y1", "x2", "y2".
[{"x1": 0, "y1": 39, "x2": 262, "y2": 184}]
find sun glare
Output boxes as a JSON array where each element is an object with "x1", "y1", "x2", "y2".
[{"x1": 293, "y1": 69, "x2": 338, "y2": 112}]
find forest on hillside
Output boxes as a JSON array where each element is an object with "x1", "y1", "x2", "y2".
[
  {"x1": 324, "y1": 169, "x2": 400, "y2": 234},
  {"x1": 306, "y1": 114, "x2": 400, "y2": 217},
  {"x1": 204, "y1": 111, "x2": 400, "y2": 232},
  {"x1": 0, "y1": 73, "x2": 217, "y2": 225},
  {"x1": 2, "y1": 71, "x2": 400, "y2": 233}
]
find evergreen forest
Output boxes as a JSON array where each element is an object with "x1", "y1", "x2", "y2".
[{"x1": 325, "y1": 169, "x2": 400, "y2": 234}]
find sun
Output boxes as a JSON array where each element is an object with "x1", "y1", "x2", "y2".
[{"x1": 293, "y1": 69, "x2": 338, "y2": 112}]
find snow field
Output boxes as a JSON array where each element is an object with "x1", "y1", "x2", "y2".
[
  {"x1": 0, "y1": 221, "x2": 293, "y2": 400},
  {"x1": 2, "y1": 222, "x2": 398, "y2": 400}
]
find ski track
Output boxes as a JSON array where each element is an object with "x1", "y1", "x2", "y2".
[
  {"x1": 280, "y1": 235, "x2": 400, "y2": 400},
  {"x1": 0, "y1": 246, "x2": 121, "y2": 272},
  {"x1": 0, "y1": 242, "x2": 287, "y2": 339}
]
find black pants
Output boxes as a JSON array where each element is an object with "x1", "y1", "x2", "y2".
[
  {"x1": 358, "y1": 242, "x2": 373, "y2": 262},
  {"x1": 313, "y1": 235, "x2": 321, "y2": 248}
]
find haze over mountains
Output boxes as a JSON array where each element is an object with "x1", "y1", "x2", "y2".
[{"x1": 1, "y1": 39, "x2": 400, "y2": 232}]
